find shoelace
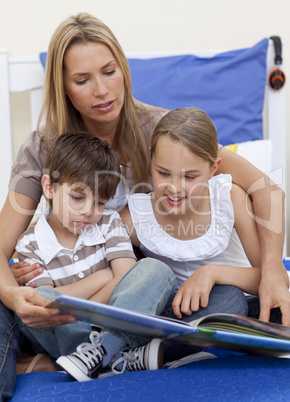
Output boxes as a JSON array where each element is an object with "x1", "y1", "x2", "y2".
[
  {"x1": 111, "y1": 345, "x2": 146, "y2": 374},
  {"x1": 72, "y1": 331, "x2": 104, "y2": 370}
]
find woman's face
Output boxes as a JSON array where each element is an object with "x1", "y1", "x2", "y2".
[{"x1": 63, "y1": 42, "x2": 125, "y2": 135}]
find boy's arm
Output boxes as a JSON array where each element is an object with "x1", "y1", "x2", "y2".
[
  {"x1": 46, "y1": 269, "x2": 114, "y2": 299},
  {"x1": 18, "y1": 245, "x2": 135, "y2": 302},
  {"x1": 16, "y1": 242, "x2": 112, "y2": 298},
  {"x1": 218, "y1": 148, "x2": 290, "y2": 325},
  {"x1": 88, "y1": 257, "x2": 136, "y2": 304}
]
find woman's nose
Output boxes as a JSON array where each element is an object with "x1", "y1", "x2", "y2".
[{"x1": 93, "y1": 77, "x2": 108, "y2": 98}]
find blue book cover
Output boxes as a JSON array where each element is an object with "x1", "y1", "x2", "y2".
[{"x1": 47, "y1": 294, "x2": 290, "y2": 356}]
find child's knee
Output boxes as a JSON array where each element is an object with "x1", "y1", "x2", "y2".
[{"x1": 138, "y1": 258, "x2": 175, "y2": 282}]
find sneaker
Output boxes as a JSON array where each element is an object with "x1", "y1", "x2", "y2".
[
  {"x1": 111, "y1": 338, "x2": 163, "y2": 374},
  {"x1": 56, "y1": 331, "x2": 106, "y2": 381}
]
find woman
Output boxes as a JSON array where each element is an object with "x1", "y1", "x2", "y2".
[{"x1": 0, "y1": 12, "x2": 288, "y2": 398}]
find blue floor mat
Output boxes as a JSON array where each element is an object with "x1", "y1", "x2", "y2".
[{"x1": 11, "y1": 355, "x2": 290, "y2": 401}]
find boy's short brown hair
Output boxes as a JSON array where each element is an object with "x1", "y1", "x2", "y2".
[{"x1": 45, "y1": 132, "x2": 121, "y2": 200}]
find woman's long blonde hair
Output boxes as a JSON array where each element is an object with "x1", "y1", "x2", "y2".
[{"x1": 38, "y1": 12, "x2": 150, "y2": 186}]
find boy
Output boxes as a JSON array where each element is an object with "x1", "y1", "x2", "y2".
[{"x1": 15, "y1": 132, "x2": 163, "y2": 380}]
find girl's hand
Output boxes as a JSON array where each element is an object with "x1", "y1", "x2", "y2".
[
  {"x1": 172, "y1": 265, "x2": 216, "y2": 319},
  {"x1": 8, "y1": 286, "x2": 76, "y2": 328},
  {"x1": 10, "y1": 261, "x2": 43, "y2": 287}
]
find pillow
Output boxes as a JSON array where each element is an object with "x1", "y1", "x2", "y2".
[
  {"x1": 127, "y1": 39, "x2": 268, "y2": 146},
  {"x1": 39, "y1": 39, "x2": 268, "y2": 146},
  {"x1": 225, "y1": 139, "x2": 272, "y2": 174}
]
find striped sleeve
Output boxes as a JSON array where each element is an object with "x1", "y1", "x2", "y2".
[
  {"x1": 16, "y1": 228, "x2": 54, "y2": 287},
  {"x1": 101, "y1": 211, "x2": 136, "y2": 262}
]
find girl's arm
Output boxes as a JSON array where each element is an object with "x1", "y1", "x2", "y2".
[
  {"x1": 172, "y1": 185, "x2": 262, "y2": 319},
  {"x1": 0, "y1": 191, "x2": 75, "y2": 328},
  {"x1": 119, "y1": 207, "x2": 140, "y2": 247},
  {"x1": 217, "y1": 147, "x2": 290, "y2": 325}
]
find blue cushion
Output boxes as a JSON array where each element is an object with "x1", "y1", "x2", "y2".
[
  {"x1": 40, "y1": 38, "x2": 268, "y2": 146},
  {"x1": 12, "y1": 355, "x2": 290, "y2": 401}
]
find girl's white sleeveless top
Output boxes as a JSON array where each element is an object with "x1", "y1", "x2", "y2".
[{"x1": 127, "y1": 174, "x2": 250, "y2": 288}]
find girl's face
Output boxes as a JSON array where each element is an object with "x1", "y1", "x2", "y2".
[
  {"x1": 151, "y1": 135, "x2": 220, "y2": 216},
  {"x1": 63, "y1": 42, "x2": 125, "y2": 136}
]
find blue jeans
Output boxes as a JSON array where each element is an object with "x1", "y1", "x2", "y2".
[
  {"x1": 0, "y1": 301, "x2": 25, "y2": 401},
  {"x1": 161, "y1": 284, "x2": 249, "y2": 362},
  {"x1": 15, "y1": 258, "x2": 177, "y2": 359}
]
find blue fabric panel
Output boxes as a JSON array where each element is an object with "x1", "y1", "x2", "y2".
[
  {"x1": 283, "y1": 258, "x2": 290, "y2": 271},
  {"x1": 40, "y1": 39, "x2": 267, "y2": 146},
  {"x1": 128, "y1": 39, "x2": 268, "y2": 145},
  {"x1": 12, "y1": 355, "x2": 290, "y2": 401}
]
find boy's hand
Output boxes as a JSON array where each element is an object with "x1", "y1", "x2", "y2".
[
  {"x1": 6, "y1": 286, "x2": 76, "y2": 328},
  {"x1": 172, "y1": 266, "x2": 215, "y2": 319},
  {"x1": 10, "y1": 261, "x2": 43, "y2": 287}
]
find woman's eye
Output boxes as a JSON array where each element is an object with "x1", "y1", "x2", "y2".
[
  {"x1": 104, "y1": 69, "x2": 116, "y2": 76},
  {"x1": 185, "y1": 176, "x2": 195, "y2": 180},
  {"x1": 75, "y1": 79, "x2": 88, "y2": 86},
  {"x1": 158, "y1": 171, "x2": 169, "y2": 176}
]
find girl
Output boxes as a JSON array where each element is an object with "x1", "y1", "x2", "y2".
[{"x1": 121, "y1": 107, "x2": 264, "y2": 321}]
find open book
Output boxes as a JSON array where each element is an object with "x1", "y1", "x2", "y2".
[{"x1": 46, "y1": 294, "x2": 290, "y2": 357}]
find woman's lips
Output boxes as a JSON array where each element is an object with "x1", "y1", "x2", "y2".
[{"x1": 93, "y1": 100, "x2": 115, "y2": 113}]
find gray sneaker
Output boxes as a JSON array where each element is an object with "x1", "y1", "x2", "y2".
[
  {"x1": 111, "y1": 338, "x2": 164, "y2": 374},
  {"x1": 56, "y1": 331, "x2": 106, "y2": 382}
]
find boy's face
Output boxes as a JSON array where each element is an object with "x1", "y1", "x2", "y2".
[{"x1": 50, "y1": 182, "x2": 107, "y2": 236}]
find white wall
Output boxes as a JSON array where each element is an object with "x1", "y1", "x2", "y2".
[{"x1": 1, "y1": 0, "x2": 290, "y2": 248}]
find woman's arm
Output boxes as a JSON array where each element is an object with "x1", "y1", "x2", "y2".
[
  {"x1": 217, "y1": 147, "x2": 290, "y2": 325},
  {"x1": 0, "y1": 191, "x2": 75, "y2": 328}
]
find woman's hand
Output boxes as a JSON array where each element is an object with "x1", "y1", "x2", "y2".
[
  {"x1": 172, "y1": 266, "x2": 215, "y2": 319},
  {"x1": 259, "y1": 266, "x2": 290, "y2": 325},
  {"x1": 10, "y1": 261, "x2": 43, "y2": 287},
  {"x1": 8, "y1": 285, "x2": 76, "y2": 328}
]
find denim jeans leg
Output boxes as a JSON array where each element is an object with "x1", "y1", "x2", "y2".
[
  {"x1": 161, "y1": 285, "x2": 249, "y2": 363},
  {"x1": 0, "y1": 301, "x2": 25, "y2": 401},
  {"x1": 247, "y1": 295, "x2": 282, "y2": 323},
  {"x1": 107, "y1": 258, "x2": 177, "y2": 349},
  {"x1": 15, "y1": 287, "x2": 93, "y2": 359}
]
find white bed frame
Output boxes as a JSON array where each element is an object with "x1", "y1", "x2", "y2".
[{"x1": 0, "y1": 39, "x2": 287, "y2": 253}]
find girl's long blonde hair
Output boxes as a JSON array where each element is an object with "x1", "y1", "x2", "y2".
[{"x1": 38, "y1": 12, "x2": 151, "y2": 186}]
